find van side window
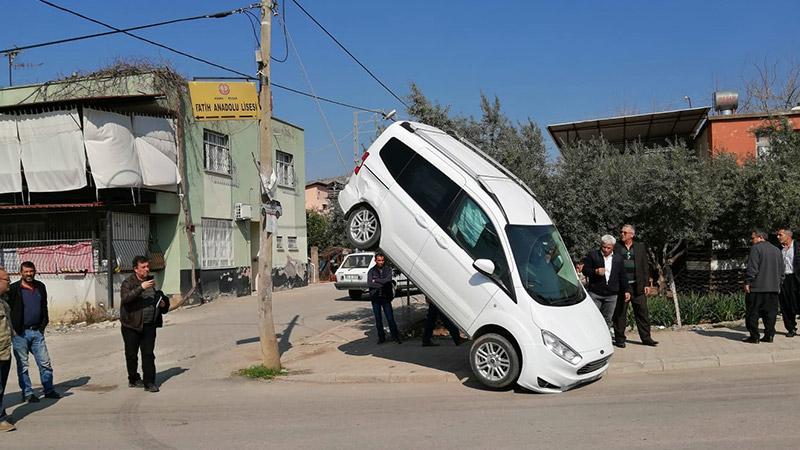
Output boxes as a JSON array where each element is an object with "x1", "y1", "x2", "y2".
[
  {"x1": 379, "y1": 138, "x2": 416, "y2": 180},
  {"x1": 397, "y1": 152, "x2": 461, "y2": 227},
  {"x1": 447, "y1": 195, "x2": 510, "y2": 287}
]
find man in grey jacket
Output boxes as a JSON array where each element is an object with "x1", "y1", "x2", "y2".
[{"x1": 743, "y1": 229, "x2": 785, "y2": 343}]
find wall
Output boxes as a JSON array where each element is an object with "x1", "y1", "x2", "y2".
[
  {"x1": 708, "y1": 115, "x2": 800, "y2": 163},
  {"x1": 305, "y1": 184, "x2": 331, "y2": 212}
]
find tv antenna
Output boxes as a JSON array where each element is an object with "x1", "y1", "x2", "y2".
[{"x1": 3, "y1": 50, "x2": 43, "y2": 87}]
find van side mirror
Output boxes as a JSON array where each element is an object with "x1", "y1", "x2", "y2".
[{"x1": 473, "y1": 259, "x2": 495, "y2": 276}]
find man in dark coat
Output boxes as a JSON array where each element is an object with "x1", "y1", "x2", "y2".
[
  {"x1": 7, "y1": 261, "x2": 60, "y2": 402},
  {"x1": 367, "y1": 253, "x2": 401, "y2": 344},
  {"x1": 776, "y1": 227, "x2": 800, "y2": 337},
  {"x1": 612, "y1": 225, "x2": 658, "y2": 348},
  {"x1": 583, "y1": 235, "x2": 631, "y2": 331},
  {"x1": 120, "y1": 256, "x2": 170, "y2": 392},
  {"x1": 743, "y1": 230, "x2": 785, "y2": 343}
]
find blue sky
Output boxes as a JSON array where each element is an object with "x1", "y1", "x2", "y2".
[{"x1": 3, "y1": 1, "x2": 798, "y2": 181}]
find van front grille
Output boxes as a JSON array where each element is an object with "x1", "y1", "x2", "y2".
[{"x1": 577, "y1": 355, "x2": 611, "y2": 375}]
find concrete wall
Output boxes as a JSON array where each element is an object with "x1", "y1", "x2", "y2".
[
  {"x1": 305, "y1": 184, "x2": 331, "y2": 212},
  {"x1": 707, "y1": 115, "x2": 800, "y2": 163}
]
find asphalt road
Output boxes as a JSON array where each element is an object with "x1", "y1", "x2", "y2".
[{"x1": 2, "y1": 284, "x2": 799, "y2": 449}]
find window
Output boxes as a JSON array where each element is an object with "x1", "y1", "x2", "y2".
[
  {"x1": 447, "y1": 195, "x2": 510, "y2": 288},
  {"x1": 201, "y1": 219, "x2": 234, "y2": 268},
  {"x1": 203, "y1": 130, "x2": 231, "y2": 175},
  {"x1": 276, "y1": 235, "x2": 284, "y2": 251},
  {"x1": 276, "y1": 151, "x2": 295, "y2": 187},
  {"x1": 397, "y1": 151, "x2": 461, "y2": 228},
  {"x1": 379, "y1": 137, "x2": 416, "y2": 180},
  {"x1": 287, "y1": 236, "x2": 298, "y2": 251}
]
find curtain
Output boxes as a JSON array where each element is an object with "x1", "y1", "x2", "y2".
[
  {"x1": 132, "y1": 115, "x2": 179, "y2": 190},
  {"x1": 83, "y1": 108, "x2": 142, "y2": 189},
  {"x1": 0, "y1": 114, "x2": 22, "y2": 194},
  {"x1": 17, "y1": 109, "x2": 87, "y2": 192}
]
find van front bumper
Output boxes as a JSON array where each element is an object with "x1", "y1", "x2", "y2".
[{"x1": 516, "y1": 344, "x2": 613, "y2": 393}]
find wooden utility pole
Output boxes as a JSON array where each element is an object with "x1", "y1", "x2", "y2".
[{"x1": 258, "y1": 1, "x2": 281, "y2": 369}]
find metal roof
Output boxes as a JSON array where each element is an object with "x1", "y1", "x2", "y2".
[{"x1": 547, "y1": 107, "x2": 711, "y2": 151}]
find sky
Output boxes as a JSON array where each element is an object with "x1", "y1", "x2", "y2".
[{"x1": 3, "y1": 1, "x2": 798, "y2": 182}]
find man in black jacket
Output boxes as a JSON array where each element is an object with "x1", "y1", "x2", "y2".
[
  {"x1": 367, "y1": 253, "x2": 401, "y2": 344},
  {"x1": 583, "y1": 235, "x2": 631, "y2": 332},
  {"x1": 120, "y1": 256, "x2": 170, "y2": 392},
  {"x1": 612, "y1": 225, "x2": 658, "y2": 348},
  {"x1": 743, "y1": 230, "x2": 785, "y2": 343},
  {"x1": 7, "y1": 261, "x2": 60, "y2": 403},
  {"x1": 776, "y1": 227, "x2": 800, "y2": 337}
]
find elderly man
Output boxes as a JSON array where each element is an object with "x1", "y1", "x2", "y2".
[
  {"x1": 1, "y1": 267, "x2": 15, "y2": 432},
  {"x1": 583, "y1": 235, "x2": 631, "y2": 333},
  {"x1": 743, "y1": 229, "x2": 785, "y2": 343},
  {"x1": 776, "y1": 227, "x2": 800, "y2": 337},
  {"x1": 612, "y1": 224, "x2": 658, "y2": 348}
]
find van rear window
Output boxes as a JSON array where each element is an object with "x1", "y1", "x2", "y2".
[
  {"x1": 342, "y1": 255, "x2": 372, "y2": 269},
  {"x1": 379, "y1": 138, "x2": 415, "y2": 180}
]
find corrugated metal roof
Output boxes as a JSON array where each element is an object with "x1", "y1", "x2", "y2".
[{"x1": 0, "y1": 202, "x2": 105, "y2": 210}]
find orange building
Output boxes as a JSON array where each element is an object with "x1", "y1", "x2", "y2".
[{"x1": 694, "y1": 111, "x2": 800, "y2": 163}]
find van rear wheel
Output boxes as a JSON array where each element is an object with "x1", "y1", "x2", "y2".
[
  {"x1": 470, "y1": 333, "x2": 520, "y2": 390},
  {"x1": 348, "y1": 289, "x2": 363, "y2": 300},
  {"x1": 346, "y1": 206, "x2": 380, "y2": 250}
]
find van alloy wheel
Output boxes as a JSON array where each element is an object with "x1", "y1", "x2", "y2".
[
  {"x1": 469, "y1": 333, "x2": 520, "y2": 389},
  {"x1": 347, "y1": 207, "x2": 381, "y2": 250}
]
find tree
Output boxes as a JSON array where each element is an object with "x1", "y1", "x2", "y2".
[
  {"x1": 740, "y1": 59, "x2": 800, "y2": 113},
  {"x1": 306, "y1": 209, "x2": 330, "y2": 250}
]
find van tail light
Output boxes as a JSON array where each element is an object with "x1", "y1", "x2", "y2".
[{"x1": 354, "y1": 151, "x2": 370, "y2": 175}]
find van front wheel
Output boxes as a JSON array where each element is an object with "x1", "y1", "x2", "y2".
[
  {"x1": 469, "y1": 333, "x2": 520, "y2": 390},
  {"x1": 346, "y1": 206, "x2": 380, "y2": 250}
]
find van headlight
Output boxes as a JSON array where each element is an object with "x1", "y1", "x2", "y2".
[{"x1": 541, "y1": 330, "x2": 582, "y2": 365}]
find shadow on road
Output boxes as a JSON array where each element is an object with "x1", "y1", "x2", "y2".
[
  {"x1": 693, "y1": 326, "x2": 748, "y2": 342},
  {"x1": 156, "y1": 367, "x2": 188, "y2": 386},
  {"x1": 326, "y1": 308, "x2": 375, "y2": 325},
  {"x1": 7, "y1": 376, "x2": 91, "y2": 423},
  {"x1": 235, "y1": 314, "x2": 300, "y2": 356}
]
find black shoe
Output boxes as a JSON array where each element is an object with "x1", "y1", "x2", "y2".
[
  {"x1": 394, "y1": 337, "x2": 402, "y2": 344},
  {"x1": 144, "y1": 384, "x2": 160, "y2": 393},
  {"x1": 129, "y1": 379, "x2": 145, "y2": 388},
  {"x1": 742, "y1": 336, "x2": 760, "y2": 344},
  {"x1": 760, "y1": 336, "x2": 773, "y2": 343},
  {"x1": 422, "y1": 341, "x2": 439, "y2": 347},
  {"x1": 377, "y1": 337, "x2": 386, "y2": 344},
  {"x1": 641, "y1": 339, "x2": 659, "y2": 347},
  {"x1": 43, "y1": 391, "x2": 62, "y2": 400},
  {"x1": 787, "y1": 330, "x2": 797, "y2": 338},
  {"x1": 24, "y1": 394, "x2": 40, "y2": 403},
  {"x1": 613, "y1": 341, "x2": 626, "y2": 348}
]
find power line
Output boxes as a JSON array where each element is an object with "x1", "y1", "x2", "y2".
[
  {"x1": 32, "y1": 0, "x2": 383, "y2": 114},
  {"x1": 1, "y1": 6, "x2": 255, "y2": 54},
  {"x1": 288, "y1": 0, "x2": 409, "y2": 109}
]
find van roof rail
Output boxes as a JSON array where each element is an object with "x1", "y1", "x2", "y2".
[{"x1": 400, "y1": 121, "x2": 537, "y2": 199}]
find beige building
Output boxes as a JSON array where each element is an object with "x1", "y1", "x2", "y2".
[{"x1": 304, "y1": 176, "x2": 346, "y2": 214}]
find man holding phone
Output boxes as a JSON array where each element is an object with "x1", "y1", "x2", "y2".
[{"x1": 120, "y1": 256, "x2": 170, "y2": 392}]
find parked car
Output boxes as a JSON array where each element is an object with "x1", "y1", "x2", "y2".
[
  {"x1": 338, "y1": 121, "x2": 613, "y2": 393},
  {"x1": 334, "y1": 252, "x2": 412, "y2": 300}
]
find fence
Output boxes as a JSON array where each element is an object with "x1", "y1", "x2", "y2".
[{"x1": 0, "y1": 237, "x2": 101, "y2": 274}]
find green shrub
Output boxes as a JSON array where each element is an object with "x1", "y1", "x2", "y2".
[
  {"x1": 236, "y1": 365, "x2": 286, "y2": 380},
  {"x1": 625, "y1": 292, "x2": 745, "y2": 327}
]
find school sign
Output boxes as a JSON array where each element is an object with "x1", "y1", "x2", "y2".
[{"x1": 188, "y1": 81, "x2": 259, "y2": 120}]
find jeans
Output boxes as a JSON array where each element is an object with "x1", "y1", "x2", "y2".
[
  {"x1": 121, "y1": 324, "x2": 158, "y2": 385},
  {"x1": 0, "y1": 359, "x2": 10, "y2": 421},
  {"x1": 371, "y1": 301, "x2": 399, "y2": 340},
  {"x1": 12, "y1": 329, "x2": 55, "y2": 397}
]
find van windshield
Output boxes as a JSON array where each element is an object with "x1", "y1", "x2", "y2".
[
  {"x1": 341, "y1": 255, "x2": 373, "y2": 269},
  {"x1": 506, "y1": 225, "x2": 585, "y2": 306}
]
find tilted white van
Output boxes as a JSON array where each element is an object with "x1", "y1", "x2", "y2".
[{"x1": 338, "y1": 121, "x2": 613, "y2": 392}]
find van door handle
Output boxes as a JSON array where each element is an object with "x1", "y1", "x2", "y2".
[
  {"x1": 414, "y1": 214, "x2": 428, "y2": 228},
  {"x1": 434, "y1": 232, "x2": 449, "y2": 249}
]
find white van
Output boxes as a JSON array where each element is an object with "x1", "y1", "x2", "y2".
[
  {"x1": 334, "y1": 252, "x2": 412, "y2": 300},
  {"x1": 338, "y1": 121, "x2": 613, "y2": 392}
]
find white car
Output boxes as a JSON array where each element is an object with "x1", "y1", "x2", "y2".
[
  {"x1": 334, "y1": 252, "x2": 412, "y2": 300},
  {"x1": 338, "y1": 121, "x2": 613, "y2": 393}
]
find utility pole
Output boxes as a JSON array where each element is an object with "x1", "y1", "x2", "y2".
[
  {"x1": 353, "y1": 111, "x2": 359, "y2": 167},
  {"x1": 257, "y1": 1, "x2": 281, "y2": 369}
]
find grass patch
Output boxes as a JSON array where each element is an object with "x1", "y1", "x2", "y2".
[
  {"x1": 236, "y1": 365, "x2": 286, "y2": 380},
  {"x1": 627, "y1": 292, "x2": 746, "y2": 327}
]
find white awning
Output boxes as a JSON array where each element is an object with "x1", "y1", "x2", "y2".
[
  {"x1": 83, "y1": 108, "x2": 142, "y2": 189},
  {"x1": 132, "y1": 115, "x2": 179, "y2": 190},
  {"x1": 0, "y1": 114, "x2": 22, "y2": 194},
  {"x1": 17, "y1": 109, "x2": 87, "y2": 192}
]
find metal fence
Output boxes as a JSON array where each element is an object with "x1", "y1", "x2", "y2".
[{"x1": 0, "y1": 237, "x2": 101, "y2": 275}]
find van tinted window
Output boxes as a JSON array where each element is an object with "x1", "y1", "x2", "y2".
[
  {"x1": 379, "y1": 138, "x2": 416, "y2": 180},
  {"x1": 398, "y1": 152, "x2": 461, "y2": 227}
]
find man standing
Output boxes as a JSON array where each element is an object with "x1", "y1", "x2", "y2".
[
  {"x1": 8, "y1": 261, "x2": 60, "y2": 403},
  {"x1": 422, "y1": 298, "x2": 462, "y2": 347},
  {"x1": 612, "y1": 225, "x2": 658, "y2": 348},
  {"x1": 367, "y1": 253, "x2": 401, "y2": 344},
  {"x1": 0, "y1": 267, "x2": 16, "y2": 432},
  {"x1": 583, "y1": 235, "x2": 631, "y2": 333},
  {"x1": 120, "y1": 256, "x2": 170, "y2": 392},
  {"x1": 776, "y1": 228, "x2": 799, "y2": 337},
  {"x1": 743, "y1": 230, "x2": 785, "y2": 343}
]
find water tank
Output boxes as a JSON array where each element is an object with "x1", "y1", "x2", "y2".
[{"x1": 713, "y1": 91, "x2": 738, "y2": 115}]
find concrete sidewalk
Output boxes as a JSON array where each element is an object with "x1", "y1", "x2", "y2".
[{"x1": 280, "y1": 302, "x2": 800, "y2": 384}]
